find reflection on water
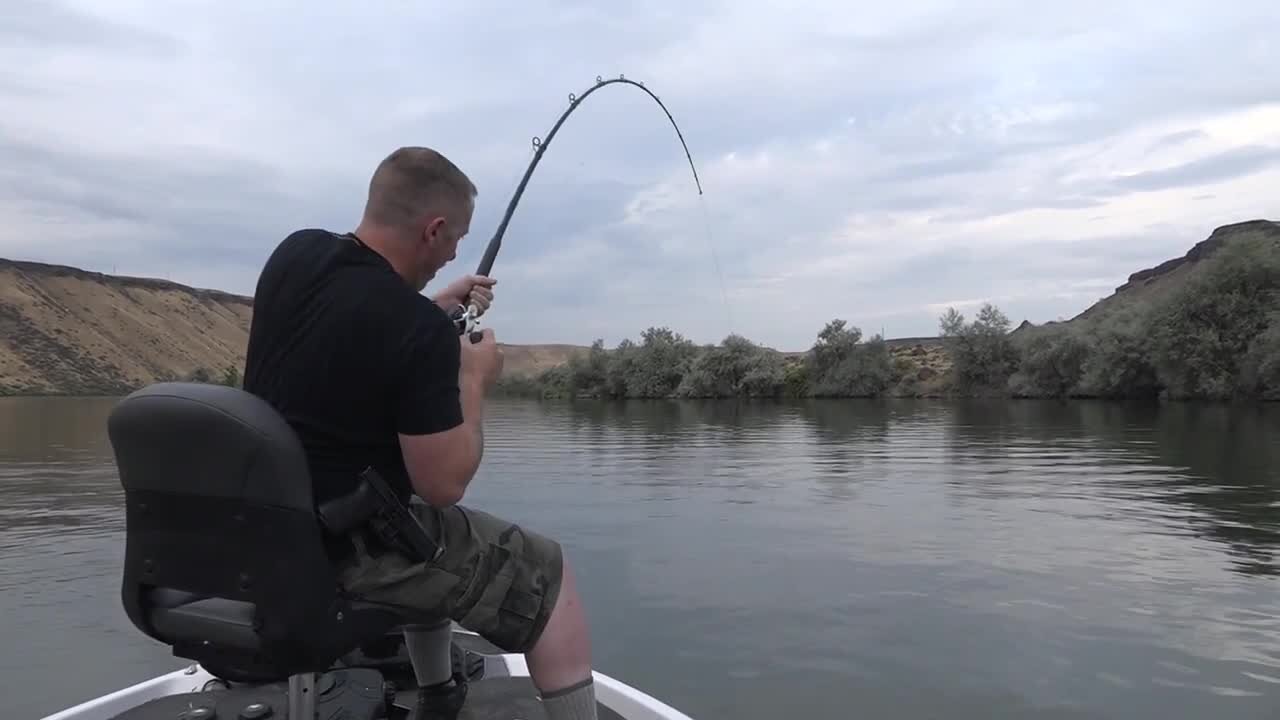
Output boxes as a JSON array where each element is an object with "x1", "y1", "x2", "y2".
[
  {"x1": 942, "y1": 401, "x2": 1280, "y2": 577},
  {"x1": 2, "y1": 396, "x2": 1278, "y2": 719}
]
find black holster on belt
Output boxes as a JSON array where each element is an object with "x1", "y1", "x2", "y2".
[{"x1": 317, "y1": 467, "x2": 443, "y2": 564}]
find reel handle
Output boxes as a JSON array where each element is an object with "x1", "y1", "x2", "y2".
[{"x1": 449, "y1": 304, "x2": 486, "y2": 343}]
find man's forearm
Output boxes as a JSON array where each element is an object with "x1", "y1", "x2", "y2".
[{"x1": 459, "y1": 375, "x2": 487, "y2": 478}]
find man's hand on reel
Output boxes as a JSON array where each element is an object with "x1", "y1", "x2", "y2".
[
  {"x1": 434, "y1": 274, "x2": 497, "y2": 318},
  {"x1": 436, "y1": 274, "x2": 497, "y2": 340}
]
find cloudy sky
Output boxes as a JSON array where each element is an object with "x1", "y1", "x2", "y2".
[{"x1": 3, "y1": 1, "x2": 1278, "y2": 350}]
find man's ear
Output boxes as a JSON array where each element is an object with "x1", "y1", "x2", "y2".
[{"x1": 423, "y1": 216, "x2": 447, "y2": 245}]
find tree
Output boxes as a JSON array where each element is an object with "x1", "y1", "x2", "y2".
[
  {"x1": 676, "y1": 334, "x2": 785, "y2": 398},
  {"x1": 1147, "y1": 236, "x2": 1280, "y2": 399},
  {"x1": 1077, "y1": 315, "x2": 1161, "y2": 399},
  {"x1": 621, "y1": 327, "x2": 698, "y2": 398},
  {"x1": 804, "y1": 319, "x2": 894, "y2": 397},
  {"x1": 1009, "y1": 327, "x2": 1090, "y2": 398},
  {"x1": 939, "y1": 303, "x2": 1017, "y2": 394},
  {"x1": 1240, "y1": 319, "x2": 1280, "y2": 400},
  {"x1": 567, "y1": 339, "x2": 610, "y2": 397}
]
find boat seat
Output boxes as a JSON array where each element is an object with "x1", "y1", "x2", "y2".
[
  {"x1": 106, "y1": 381, "x2": 447, "y2": 685},
  {"x1": 148, "y1": 592, "x2": 259, "y2": 651}
]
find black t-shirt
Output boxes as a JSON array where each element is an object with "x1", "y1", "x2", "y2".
[{"x1": 243, "y1": 228, "x2": 463, "y2": 505}]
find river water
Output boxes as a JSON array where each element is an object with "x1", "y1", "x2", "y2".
[{"x1": 2, "y1": 396, "x2": 1278, "y2": 719}]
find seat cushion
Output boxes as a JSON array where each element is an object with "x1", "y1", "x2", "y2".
[{"x1": 150, "y1": 596, "x2": 260, "y2": 651}]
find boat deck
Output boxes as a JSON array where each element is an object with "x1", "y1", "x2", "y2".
[
  {"x1": 449, "y1": 676, "x2": 623, "y2": 720},
  {"x1": 103, "y1": 629, "x2": 625, "y2": 720},
  {"x1": 433, "y1": 632, "x2": 624, "y2": 720}
]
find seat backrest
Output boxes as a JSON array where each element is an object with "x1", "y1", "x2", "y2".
[{"x1": 107, "y1": 382, "x2": 399, "y2": 680}]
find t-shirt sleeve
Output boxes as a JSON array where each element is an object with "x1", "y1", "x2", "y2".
[{"x1": 393, "y1": 307, "x2": 464, "y2": 436}]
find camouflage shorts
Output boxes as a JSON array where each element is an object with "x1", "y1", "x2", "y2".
[{"x1": 336, "y1": 502, "x2": 564, "y2": 655}]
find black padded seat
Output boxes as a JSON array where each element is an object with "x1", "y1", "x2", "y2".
[
  {"x1": 106, "y1": 382, "x2": 411, "y2": 682},
  {"x1": 149, "y1": 594, "x2": 260, "y2": 651}
]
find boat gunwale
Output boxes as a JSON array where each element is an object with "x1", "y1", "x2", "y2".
[{"x1": 42, "y1": 642, "x2": 695, "y2": 720}]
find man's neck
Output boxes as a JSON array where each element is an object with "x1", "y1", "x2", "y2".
[{"x1": 351, "y1": 222, "x2": 414, "y2": 286}]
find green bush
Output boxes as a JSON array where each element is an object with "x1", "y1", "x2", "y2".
[
  {"x1": 567, "y1": 339, "x2": 610, "y2": 397},
  {"x1": 189, "y1": 367, "x2": 212, "y2": 383},
  {"x1": 783, "y1": 360, "x2": 810, "y2": 398},
  {"x1": 622, "y1": 327, "x2": 698, "y2": 398},
  {"x1": 486, "y1": 233, "x2": 1280, "y2": 402},
  {"x1": 939, "y1": 304, "x2": 1018, "y2": 394},
  {"x1": 676, "y1": 334, "x2": 786, "y2": 398},
  {"x1": 1147, "y1": 236, "x2": 1280, "y2": 400},
  {"x1": 1009, "y1": 327, "x2": 1090, "y2": 398},
  {"x1": 804, "y1": 320, "x2": 894, "y2": 397},
  {"x1": 1239, "y1": 320, "x2": 1280, "y2": 400},
  {"x1": 1077, "y1": 315, "x2": 1161, "y2": 399},
  {"x1": 221, "y1": 365, "x2": 241, "y2": 388}
]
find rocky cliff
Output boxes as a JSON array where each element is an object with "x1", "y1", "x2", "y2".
[{"x1": 1067, "y1": 219, "x2": 1280, "y2": 326}]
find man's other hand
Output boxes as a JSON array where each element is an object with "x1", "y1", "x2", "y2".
[
  {"x1": 460, "y1": 328, "x2": 504, "y2": 390},
  {"x1": 434, "y1": 274, "x2": 497, "y2": 316}
]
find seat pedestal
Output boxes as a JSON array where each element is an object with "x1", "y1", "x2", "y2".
[{"x1": 288, "y1": 673, "x2": 316, "y2": 719}]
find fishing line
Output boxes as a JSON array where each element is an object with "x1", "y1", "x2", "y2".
[
  {"x1": 451, "y1": 74, "x2": 726, "y2": 342},
  {"x1": 697, "y1": 194, "x2": 733, "y2": 338}
]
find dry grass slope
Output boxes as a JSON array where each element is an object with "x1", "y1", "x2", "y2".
[
  {"x1": 495, "y1": 343, "x2": 589, "y2": 377},
  {"x1": 0, "y1": 258, "x2": 587, "y2": 395},
  {"x1": 0, "y1": 259, "x2": 253, "y2": 395}
]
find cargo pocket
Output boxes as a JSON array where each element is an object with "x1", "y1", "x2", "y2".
[
  {"x1": 459, "y1": 545, "x2": 511, "y2": 613},
  {"x1": 469, "y1": 544, "x2": 552, "y2": 652},
  {"x1": 452, "y1": 547, "x2": 493, "y2": 615}
]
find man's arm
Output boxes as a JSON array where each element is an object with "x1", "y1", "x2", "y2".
[
  {"x1": 392, "y1": 313, "x2": 486, "y2": 508},
  {"x1": 399, "y1": 373, "x2": 485, "y2": 507}
]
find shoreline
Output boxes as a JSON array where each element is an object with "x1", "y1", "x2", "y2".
[{"x1": 2, "y1": 391, "x2": 1274, "y2": 410}]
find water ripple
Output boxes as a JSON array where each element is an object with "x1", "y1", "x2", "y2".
[{"x1": 5, "y1": 397, "x2": 1280, "y2": 719}]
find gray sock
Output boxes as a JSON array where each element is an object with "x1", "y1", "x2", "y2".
[{"x1": 539, "y1": 677, "x2": 598, "y2": 720}]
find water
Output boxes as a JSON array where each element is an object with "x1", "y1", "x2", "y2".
[{"x1": 2, "y1": 397, "x2": 1279, "y2": 719}]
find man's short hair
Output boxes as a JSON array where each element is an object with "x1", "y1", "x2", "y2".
[{"x1": 363, "y1": 146, "x2": 478, "y2": 228}]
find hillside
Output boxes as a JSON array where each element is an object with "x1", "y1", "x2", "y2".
[
  {"x1": 0, "y1": 259, "x2": 253, "y2": 396},
  {"x1": 1022, "y1": 219, "x2": 1280, "y2": 336},
  {"x1": 1, "y1": 218, "x2": 1274, "y2": 396},
  {"x1": 0, "y1": 258, "x2": 586, "y2": 395},
  {"x1": 495, "y1": 343, "x2": 588, "y2": 377}
]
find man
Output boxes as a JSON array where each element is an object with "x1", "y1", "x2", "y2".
[{"x1": 242, "y1": 146, "x2": 596, "y2": 720}]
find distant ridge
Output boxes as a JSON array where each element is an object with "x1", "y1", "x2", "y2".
[
  {"x1": 0, "y1": 257, "x2": 253, "y2": 307},
  {"x1": 1117, "y1": 220, "x2": 1279, "y2": 293},
  {"x1": 1065, "y1": 219, "x2": 1280, "y2": 327},
  {"x1": 0, "y1": 257, "x2": 253, "y2": 395},
  {"x1": 1, "y1": 218, "x2": 1274, "y2": 395}
]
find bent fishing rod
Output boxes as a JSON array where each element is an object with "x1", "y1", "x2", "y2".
[{"x1": 451, "y1": 74, "x2": 704, "y2": 341}]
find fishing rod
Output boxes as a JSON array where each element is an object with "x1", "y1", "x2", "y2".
[{"x1": 450, "y1": 74, "x2": 704, "y2": 341}]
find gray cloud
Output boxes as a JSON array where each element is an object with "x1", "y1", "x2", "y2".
[
  {"x1": 1110, "y1": 145, "x2": 1280, "y2": 193},
  {"x1": 1, "y1": 0, "x2": 1279, "y2": 350},
  {"x1": 0, "y1": 0, "x2": 177, "y2": 54},
  {"x1": 1148, "y1": 129, "x2": 1210, "y2": 153}
]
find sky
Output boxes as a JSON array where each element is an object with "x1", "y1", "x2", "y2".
[{"x1": 3, "y1": 0, "x2": 1279, "y2": 351}]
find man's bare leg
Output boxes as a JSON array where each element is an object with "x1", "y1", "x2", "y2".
[{"x1": 527, "y1": 556, "x2": 596, "y2": 720}]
